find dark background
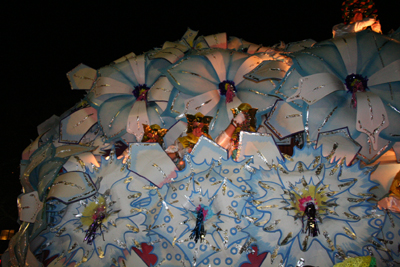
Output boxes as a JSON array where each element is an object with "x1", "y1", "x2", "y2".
[{"x1": 1, "y1": 1, "x2": 398, "y2": 250}]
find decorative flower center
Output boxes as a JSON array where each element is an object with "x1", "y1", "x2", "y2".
[
  {"x1": 344, "y1": 74, "x2": 368, "y2": 108},
  {"x1": 81, "y1": 197, "x2": 108, "y2": 245},
  {"x1": 81, "y1": 197, "x2": 107, "y2": 226},
  {"x1": 218, "y1": 80, "x2": 236, "y2": 103},
  {"x1": 196, "y1": 204, "x2": 209, "y2": 219},
  {"x1": 92, "y1": 205, "x2": 106, "y2": 220},
  {"x1": 133, "y1": 84, "x2": 150, "y2": 101},
  {"x1": 299, "y1": 196, "x2": 318, "y2": 212},
  {"x1": 282, "y1": 181, "x2": 336, "y2": 239}
]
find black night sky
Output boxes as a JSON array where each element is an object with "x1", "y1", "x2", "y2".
[{"x1": 1, "y1": 1, "x2": 398, "y2": 238}]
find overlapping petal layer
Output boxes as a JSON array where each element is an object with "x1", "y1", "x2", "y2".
[
  {"x1": 164, "y1": 48, "x2": 281, "y2": 138},
  {"x1": 274, "y1": 30, "x2": 400, "y2": 164}
]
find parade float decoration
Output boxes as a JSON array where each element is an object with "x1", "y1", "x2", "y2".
[{"x1": 3, "y1": 24, "x2": 400, "y2": 267}]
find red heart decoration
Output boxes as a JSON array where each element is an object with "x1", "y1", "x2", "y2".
[
  {"x1": 132, "y1": 243, "x2": 158, "y2": 266},
  {"x1": 240, "y1": 245, "x2": 268, "y2": 267}
]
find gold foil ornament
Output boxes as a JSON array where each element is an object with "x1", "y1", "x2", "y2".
[
  {"x1": 389, "y1": 170, "x2": 400, "y2": 197},
  {"x1": 141, "y1": 124, "x2": 168, "y2": 146}
]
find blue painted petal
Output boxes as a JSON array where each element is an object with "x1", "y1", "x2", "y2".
[
  {"x1": 236, "y1": 78, "x2": 278, "y2": 115},
  {"x1": 356, "y1": 31, "x2": 400, "y2": 74},
  {"x1": 208, "y1": 100, "x2": 230, "y2": 139},
  {"x1": 104, "y1": 55, "x2": 172, "y2": 88},
  {"x1": 98, "y1": 64, "x2": 134, "y2": 86},
  {"x1": 37, "y1": 158, "x2": 68, "y2": 199},
  {"x1": 389, "y1": 26, "x2": 400, "y2": 41},
  {"x1": 274, "y1": 66, "x2": 305, "y2": 110},
  {"x1": 147, "y1": 102, "x2": 177, "y2": 131},
  {"x1": 98, "y1": 95, "x2": 135, "y2": 140},
  {"x1": 305, "y1": 91, "x2": 357, "y2": 141},
  {"x1": 166, "y1": 55, "x2": 220, "y2": 95},
  {"x1": 145, "y1": 58, "x2": 172, "y2": 86},
  {"x1": 290, "y1": 42, "x2": 346, "y2": 79},
  {"x1": 162, "y1": 88, "x2": 193, "y2": 118},
  {"x1": 225, "y1": 50, "x2": 253, "y2": 81},
  {"x1": 380, "y1": 97, "x2": 400, "y2": 142},
  {"x1": 368, "y1": 82, "x2": 400, "y2": 106},
  {"x1": 360, "y1": 36, "x2": 400, "y2": 77}
]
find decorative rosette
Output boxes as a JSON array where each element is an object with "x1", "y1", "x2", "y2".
[
  {"x1": 164, "y1": 44, "x2": 280, "y2": 138},
  {"x1": 86, "y1": 43, "x2": 188, "y2": 141},
  {"x1": 241, "y1": 145, "x2": 386, "y2": 266},
  {"x1": 147, "y1": 153, "x2": 261, "y2": 266},
  {"x1": 273, "y1": 30, "x2": 400, "y2": 164},
  {"x1": 40, "y1": 154, "x2": 161, "y2": 266}
]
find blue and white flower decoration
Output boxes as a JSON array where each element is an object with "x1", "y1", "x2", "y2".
[
  {"x1": 242, "y1": 145, "x2": 384, "y2": 266},
  {"x1": 41, "y1": 154, "x2": 161, "y2": 267},
  {"x1": 17, "y1": 123, "x2": 398, "y2": 267},
  {"x1": 164, "y1": 46, "x2": 281, "y2": 138},
  {"x1": 8, "y1": 30, "x2": 400, "y2": 267},
  {"x1": 86, "y1": 43, "x2": 188, "y2": 141},
  {"x1": 148, "y1": 154, "x2": 260, "y2": 267},
  {"x1": 273, "y1": 30, "x2": 400, "y2": 164}
]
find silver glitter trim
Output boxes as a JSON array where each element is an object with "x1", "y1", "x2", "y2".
[
  {"x1": 195, "y1": 99, "x2": 212, "y2": 111},
  {"x1": 210, "y1": 109, "x2": 219, "y2": 131},
  {"x1": 317, "y1": 106, "x2": 338, "y2": 133},
  {"x1": 305, "y1": 106, "x2": 310, "y2": 143},
  {"x1": 152, "y1": 163, "x2": 167, "y2": 179},
  {"x1": 357, "y1": 114, "x2": 386, "y2": 147},
  {"x1": 154, "y1": 107, "x2": 165, "y2": 127},
  {"x1": 170, "y1": 91, "x2": 181, "y2": 114}
]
